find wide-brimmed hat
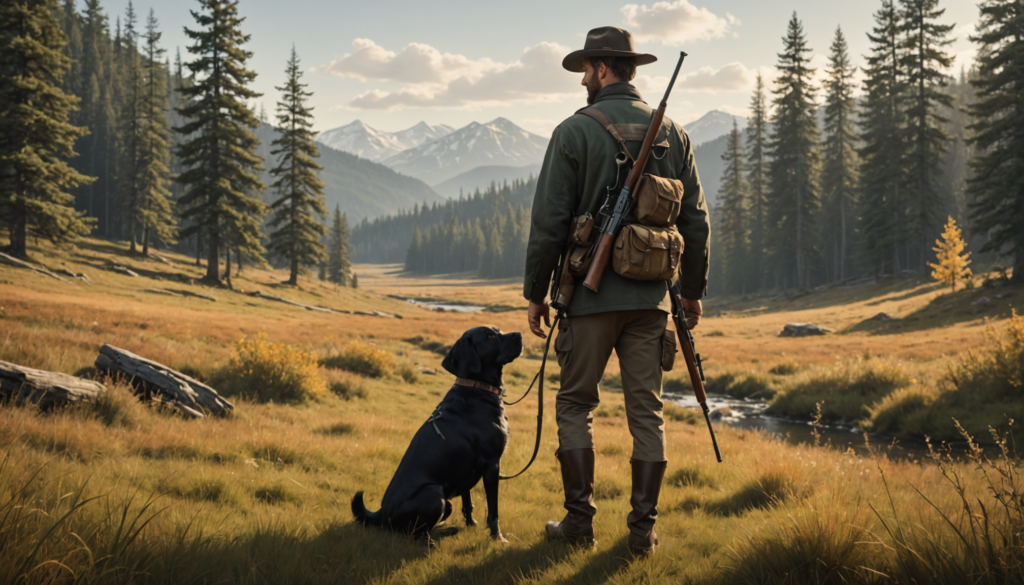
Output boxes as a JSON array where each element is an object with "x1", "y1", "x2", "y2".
[{"x1": 562, "y1": 26, "x2": 657, "y2": 73}]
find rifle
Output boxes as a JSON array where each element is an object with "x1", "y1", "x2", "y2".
[
  {"x1": 669, "y1": 280, "x2": 723, "y2": 463},
  {"x1": 582, "y1": 51, "x2": 687, "y2": 292}
]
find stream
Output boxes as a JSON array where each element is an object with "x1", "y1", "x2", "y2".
[
  {"x1": 664, "y1": 392, "x2": 934, "y2": 461},
  {"x1": 404, "y1": 298, "x2": 485, "y2": 312}
]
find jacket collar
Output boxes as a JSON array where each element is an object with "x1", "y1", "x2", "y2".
[{"x1": 593, "y1": 82, "x2": 645, "y2": 104}]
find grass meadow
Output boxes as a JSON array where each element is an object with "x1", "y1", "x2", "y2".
[{"x1": 1, "y1": 237, "x2": 1022, "y2": 583}]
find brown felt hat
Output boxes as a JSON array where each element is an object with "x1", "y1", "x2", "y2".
[{"x1": 562, "y1": 26, "x2": 657, "y2": 73}]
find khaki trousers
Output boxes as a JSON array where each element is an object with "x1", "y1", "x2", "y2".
[{"x1": 554, "y1": 309, "x2": 667, "y2": 462}]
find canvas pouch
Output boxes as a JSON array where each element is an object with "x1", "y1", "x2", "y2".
[
  {"x1": 612, "y1": 224, "x2": 684, "y2": 281},
  {"x1": 635, "y1": 173, "x2": 684, "y2": 227}
]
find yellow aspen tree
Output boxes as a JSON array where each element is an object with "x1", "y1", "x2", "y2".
[{"x1": 929, "y1": 216, "x2": 972, "y2": 292}]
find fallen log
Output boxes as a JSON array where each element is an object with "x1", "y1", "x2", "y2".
[
  {"x1": 95, "y1": 344, "x2": 233, "y2": 416},
  {"x1": 0, "y1": 360, "x2": 106, "y2": 409},
  {"x1": 0, "y1": 252, "x2": 72, "y2": 283},
  {"x1": 778, "y1": 323, "x2": 833, "y2": 337}
]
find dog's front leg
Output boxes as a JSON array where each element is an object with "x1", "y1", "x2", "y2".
[
  {"x1": 482, "y1": 462, "x2": 508, "y2": 543},
  {"x1": 461, "y1": 489, "x2": 476, "y2": 527}
]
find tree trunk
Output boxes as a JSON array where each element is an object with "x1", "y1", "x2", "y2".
[
  {"x1": 9, "y1": 212, "x2": 27, "y2": 258},
  {"x1": 142, "y1": 224, "x2": 150, "y2": 257},
  {"x1": 129, "y1": 216, "x2": 138, "y2": 254},
  {"x1": 0, "y1": 360, "x2": 105, "y2": 410},
  {"x1": 195, "y1": 233, "x2": 202, "y2": 267},
  {"x1": 205, "y1": 229, "x2": 219, "y2": 282},
  {"x1": 224, "y1": 246, "x2": 232, "y2": 288},
  {"x1": 288, "y1": 257, "x2": 298, "y2": 285},
  {"x1": 94, "y1": 344, "x2": 234, "y2": 417}
]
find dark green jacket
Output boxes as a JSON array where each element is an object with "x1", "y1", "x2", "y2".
[{"x1": 523, "y1": 82, "x2": 710, "y2": 316}]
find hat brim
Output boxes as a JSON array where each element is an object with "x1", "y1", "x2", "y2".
[{"x1": 562, "y1": 49, "x2": 657, "y2": 73}]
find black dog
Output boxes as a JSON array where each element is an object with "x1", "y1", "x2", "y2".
[{"x1": 351, "y1": 326, "x2": 523, "y2": 542}]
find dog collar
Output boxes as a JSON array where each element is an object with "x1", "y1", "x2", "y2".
[{"x1": 454, "y1": 377, "x2": 502, "y2": 396}]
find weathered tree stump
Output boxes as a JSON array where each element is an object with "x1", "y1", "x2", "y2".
[
  {"x1": 0, "y1": 360, "x2": 106, "y2": 409},
  {"x1": 95, "y1": 345, "x2": 233, "y2": 417}
]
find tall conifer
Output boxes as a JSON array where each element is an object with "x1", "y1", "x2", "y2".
[
  {"x1": 121, "y1": 1, "x2": 142, "y2": 251},
  {"x1": 79, "y1": 0, "x2": 116, "y2": 233},
  {"x1": 267, "y1": 46, "x2": 327, "y2": 285},
  {"x1": 136, "y1": 9, "x2": 175, "y2": 256},
  {"x1": 967, "y1": 0, "x2": 1024, "y2": 282},
  {"x1": 718, "y1": 119, "x2": 749, "y2": 295},
  {"x1": 859, "y1": 0, "x2": 910, "y2": 277},
  {"x1": 175, "y1": 0, "x2": 265, "y2": 284},
  {"x1": 899, "y1": 0, "x2": 955, "y2": 270},
  {"x1": 768, "y1": 12, "x2": 821, "y2": 290},
  {"x1": 821, "y1": 26, "x2": 860, "y2": 282},
  {"x1": 326, "y1": 206, "x2": 351, "y2": 286},
  {"x1": 745, "y1": 73, "x2": 769, "y2": 292},
  {"x1": 0, "y1": 0, "x2": 96, "y2": 257}
]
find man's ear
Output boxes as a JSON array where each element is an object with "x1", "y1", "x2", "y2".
[{"x1": 441, "y1": 336, "x2": 482, "y2": 377}]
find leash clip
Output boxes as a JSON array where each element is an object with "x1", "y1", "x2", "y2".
[{"x1": 427, "y1": 408, "x2": 446, "y2": 440}]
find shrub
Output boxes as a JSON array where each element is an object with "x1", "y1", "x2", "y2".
[
  {"x1": 768, "y1": 362, "x2": 799, "y2": 376},
  {"x1": 709, "y1": 372, "x2": 777, "y2": 399},
  {"x1": 396, "y1": 364, "x2": 419, "y2": 384},
  {"x1": 325, "y1": 370, "x2": 368, "y2": 401},
  {"x1": 863, "y1": 385, "x2": 937, "y2": 436},
  {"x1": 323, "y1": 341, "x2": 393, "y2": 378},
  {"x1": 669, "y1": 466, "x2": 716, "y2": 488},
  {"x1": 946, "y1": 310, "x2": 1024, "y2": 399},
  {"x1": 767, "y1": 357, "x2": 911, "y2": 423},
  {"x1": 224, "y1": 333, "x2": 327, "y2": 403},
  {"x1": 663, "y1": 402, "x2": 700, "y2": 425},
  {"x1": 87, "y1": 382, "x2": 149, "y2": 427}
]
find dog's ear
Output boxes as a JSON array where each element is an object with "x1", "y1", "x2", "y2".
[{"x1": 442, "y1": 336, "x2": 481, "y2": 377}]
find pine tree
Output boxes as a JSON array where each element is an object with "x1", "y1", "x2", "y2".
[
  {"x1": 175, "y1": 0, "x2": 265, "y2": 284},
  {"x1": 859, "y1": 0, "x2": 910, "y2": 277},
  {"x1": 131, "y1": 9, "x2": 176, "y2": 256},
  {"x1": 745, "y1": 73, "x2": 769, "y2": 292},
  {"x1": 0, "y1": 0, "x2": 96, "y2": 257},
  {"x1": 928, "y1": 216, "x2": 971, "y2": 292},
  {"x1": 718, "y1": 119, "x2": 749, "y2": 295},
  {"x1": 267, "y1": 46, "x2": 327, "y2": 285},
  {"x1": 121, "y1": 1, "x2": 142, "y2": 251},
  {"x1": 899, "y1": 0, "x2": 955, "y2": 271},
  {"x1": 968, "y1": 0, "x2": 1024, "y2": 282},
  {"x1": 821, "y1": 26, "x2": 860, "y2": 283},
  {"x1": 78, "y1": 0, "x2": 116, "y2": 234},
  {"x1": 326, "y1": 206, "x2": 351, "y2": 286},
  {"x1": 768, "y1": 12, "x2": 821, "y2": 290}
]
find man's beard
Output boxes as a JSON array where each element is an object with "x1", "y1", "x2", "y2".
[{"x1": 585, "y1": 75, "x2": 601, "y2": 105}]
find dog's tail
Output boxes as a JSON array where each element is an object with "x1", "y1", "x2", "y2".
[{"x1": 351, "y1": 491, "x2": 383, "y2": 527}]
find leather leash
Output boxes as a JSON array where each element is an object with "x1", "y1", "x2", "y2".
[{"x1": 499, "y1": 312, "x2": 563, "y2": 481}]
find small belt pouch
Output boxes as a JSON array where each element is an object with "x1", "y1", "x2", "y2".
[
  {"x1": 661, "y1": 329, "x2": 677, "y2": 372},
  {"x1": 635, "y1": 174, "x2": 684, "y2": 227},
  {"x1": 612, "y1": 224, "x2": 684, "y2": 281},
  {"x1": 566, "y1": 214, "x2": 595, "y2": 277}
]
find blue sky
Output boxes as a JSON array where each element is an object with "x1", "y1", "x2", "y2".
[{"x1": 100, "y1": 0, "x2": 980, "y2": 136}]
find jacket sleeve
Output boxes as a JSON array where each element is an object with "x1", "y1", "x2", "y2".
[
  {"x1": 523, "y1": 125, "x2": 579, "y2": 304},
  {"x1": 675, "y1": 128, "x2": 710, "y2": 300}
]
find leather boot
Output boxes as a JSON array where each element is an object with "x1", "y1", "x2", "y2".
[
  {"x1": 544, "y1": 448, "x2": 596, "y2": 546},
  {"x1": 627, "y1": 459, "x2": 667, "y2": 557}
]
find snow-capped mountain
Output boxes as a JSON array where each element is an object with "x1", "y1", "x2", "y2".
[
  {"x1": 382, "y1": 118, "x2": 549, "y2": 186},
  {"x1": 683, "y1": 110, "x2": 748, "y2": 147},
  {"x1": 315, "y1": 120, "x2": 454, "y2": 162}
]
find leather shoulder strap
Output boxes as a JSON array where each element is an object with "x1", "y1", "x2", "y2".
[{"x1": 577, "y1": 107, "x2": 672, "y2": 149}]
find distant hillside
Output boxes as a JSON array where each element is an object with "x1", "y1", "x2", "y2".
[
  {"x1": 253, "y1": 123, "x2": 443, "y2": 223},
  {"x1": 432, "y1": 164, "x2": 542, "y2": 198},
  {"x1": 683, "y1": 110, "x2": 748, "y2": 148}
]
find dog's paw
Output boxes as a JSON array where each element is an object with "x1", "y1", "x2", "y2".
[{"x1": 464, "y1": 516, "x2": 477, "y2": 528}]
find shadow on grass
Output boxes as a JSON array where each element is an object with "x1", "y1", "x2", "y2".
[
  {"x1": 422, "y1": 538, "x2": 576, "y2": 585},
  {"x1": 847, "y1": 282, "x2": 1021, "y2": 335},
  {"x1": 557, "y1": 535, "x2": 635, "y2": 585}
]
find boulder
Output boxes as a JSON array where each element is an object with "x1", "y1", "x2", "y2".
[
  {"x1": 779, "y1": 323, "x2": 832, "y2": 337},
  {"x1": 972, "y1": 296, "x2": 992, "y2": 307},
  {"x1": 872, "y1": 312, "x2": 892, "y2": 321}
]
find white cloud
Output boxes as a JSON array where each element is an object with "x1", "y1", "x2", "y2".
[
  {"x1": 333, "y1": 41, "x2": 582, "y2": 111},
  {"x1": 317, "y1": 39, "x2": 497, "y2": 85},
  {"x1": 621, "y1": 0, "x2": 739, "y2": 45},
  {"x1": 677, "y1": 62, "x2": 751, "y2": 93}
]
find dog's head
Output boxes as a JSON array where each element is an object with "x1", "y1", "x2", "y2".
[{"x1": 441, "y1": 326, "x2": 523, "y2": 386}]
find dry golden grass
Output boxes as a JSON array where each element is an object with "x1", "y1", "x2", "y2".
[{"x1": 0, "y1": 236, "x2": 1022, "y2": 583}]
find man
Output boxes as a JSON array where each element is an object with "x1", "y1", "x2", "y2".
[{"x1": 523, "y1": 26, "x2": 710, "y2": 556}]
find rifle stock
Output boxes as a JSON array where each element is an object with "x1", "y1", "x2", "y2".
[
  {"x1": 581, "y1": 232, "x2": 615, "y2": 290},
  {"x1": 670, "y1": 282, "x2": 722, "y2": 463}
]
